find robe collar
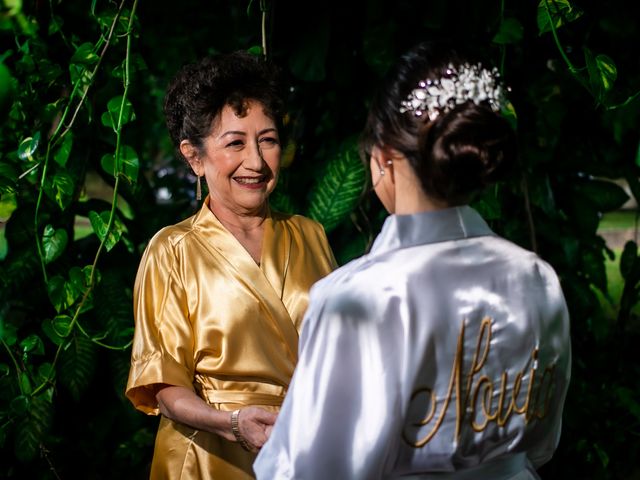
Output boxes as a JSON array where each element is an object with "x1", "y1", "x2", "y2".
[
  {"x1": 191, "y1": 197, "x2": 298, "y2": 361},
  {"x1": 370, "y1": 206, "x2": 495, "y2": 255}
]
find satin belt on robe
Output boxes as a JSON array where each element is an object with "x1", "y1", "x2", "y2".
[{"x1": 254, "y1": 205, "x2": 571, "y2": 479}]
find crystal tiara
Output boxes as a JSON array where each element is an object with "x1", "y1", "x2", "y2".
[{"x1": 399, "y1": 63, "x2": 508, "y2": 121}]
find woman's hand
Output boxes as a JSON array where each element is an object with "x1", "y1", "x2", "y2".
[{"x1": 234, "y1": 407, "x2": 277, "y2": 452}]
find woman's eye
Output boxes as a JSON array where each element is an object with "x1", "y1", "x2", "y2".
[
  {"x1": 259, "y1": 137, "x2": 279, "y2": 146},
  {"x1": 226, "y1": 140, "x2": 244, "y2": 148}
]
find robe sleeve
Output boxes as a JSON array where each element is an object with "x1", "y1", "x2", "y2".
[
  {"x1": 254, "y1": 286, "x2": 405, "y2": 479},
  {"x1": 125, "y1": 231, "x2": 196, "y2": 414}
]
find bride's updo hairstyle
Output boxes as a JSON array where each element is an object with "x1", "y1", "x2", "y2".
[{"x1": 362, "y1": 41, "x2": 517, "y2": 206}]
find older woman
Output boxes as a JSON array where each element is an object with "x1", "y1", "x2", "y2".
[{"x1": 125, "y1": 51, "x2": 336, "y2": 479}]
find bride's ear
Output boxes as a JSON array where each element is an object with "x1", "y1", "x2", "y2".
[
  {"x1": 180, "y1": 140, "x2": 203, "y2": 176},
  {"x1": 377, "y1": 146, "x2": 396, "y2": 183}
]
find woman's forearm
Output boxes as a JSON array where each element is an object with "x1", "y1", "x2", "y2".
[{"x1": 156, "y1": 385, "x2": 235, "y2": 441}]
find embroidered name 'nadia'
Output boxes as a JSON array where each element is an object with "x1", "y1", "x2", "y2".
[{"x1": 402, "y1": 317, "x2": 557, "y2": 448}]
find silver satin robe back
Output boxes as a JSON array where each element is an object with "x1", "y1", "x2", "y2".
[{"x1": 254, "y1": 206, "x2": 571, "y2": 479}]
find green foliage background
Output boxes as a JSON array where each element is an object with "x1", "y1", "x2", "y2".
[{"x1": 1, "y1": 0, "x2": 639, "y2": 478}]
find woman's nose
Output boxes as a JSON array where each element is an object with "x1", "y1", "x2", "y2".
[{"x1": 244, "y1": 141, "x2": 264, "y2": 170}]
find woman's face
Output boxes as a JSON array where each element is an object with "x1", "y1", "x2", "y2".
[{"x1": 191, "y1": 100, "x2": 281, "y2": 217}]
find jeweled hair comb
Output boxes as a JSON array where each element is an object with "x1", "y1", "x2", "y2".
[{"x1": 399, "y1": 63, "x2": 508, "y2": 121}]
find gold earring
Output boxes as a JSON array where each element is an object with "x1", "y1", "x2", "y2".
[{"x1": 196, "y1": 175, "x2": 202, "y2": 201}]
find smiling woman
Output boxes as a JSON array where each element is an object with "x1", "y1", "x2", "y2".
[{"x1": 125, "y1": 51, "x2": 337, "y2": 480}]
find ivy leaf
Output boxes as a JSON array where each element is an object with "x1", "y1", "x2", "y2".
[
  {"x1": 42, "y1": 224, "x2": 68, "y2": 264},
  {"x1": 584, "y1": 48, "x2": 617, "y2": 102},
  {"x1": 19, "y1": 334, "x2": 44, "y2": 356},
  {"x1": 17, "y1": 131, "x2": 40, "y2": 162},
  {"x1": 19, "y1": 371, "x2": 31, "y2": 394},
  {"x1": 70, "y1": 42, "x2": 98, "y2": 66},
  {"x1": 100, "y1": 145, "x2": 139, "y2": 183},
  {"x1": 0, "y1": 363, "x2": 9, "y2": 378},
  {"x1": 68, "y1": 63, "x2": 92, "y2": 87},
  {"x1": 0, "y1": 318, "x2": 17, "y2": 346},
  {"x1": 14, "y1": 393, "x2": 52, "y2": 462},
  {"x1": 42, "y1": 315, "x2": 72, "y2": 345},
  {"x1": 46, "y1": 274, "x2": 81, "y2": 313},
  {"x1": 58, "y1": 334, "x2": 96, "y2": 401},
  {"x1": 307, "y1": 140, "x2": 366, "y2": 233},
  {"x1": 619, "y1": 241, "x2": 637, "y2": 280},
  {"x1": 100, "y1": 95, "x2": 136, "y2": 130},
  {"x1": 37, "y1": 363, "x2": 54, "y2": 385},
  {"x1": 53, "y1": 133, "x2": 73, "y2": 167},
  {"x1": 43, "y1": 171, "x2": 75, "y2": 210},
  {"x1": 89, "y1": 210, "x2": 130, "y2": 252},
  {"x1": 537, "y1": 0, "x2": 584, "y2": 35},
  {"x1": 493, "y1": 17, "x2": 524, "y2": 45},
  {"x1": 247, "y1": 45, "x2": 263, "y2": 56}
]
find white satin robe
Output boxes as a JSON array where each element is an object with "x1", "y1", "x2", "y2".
[{"x1": 254, "y1": 206, "x2": 571, "y2": 479}]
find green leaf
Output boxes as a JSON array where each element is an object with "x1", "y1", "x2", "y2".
[
  {"x1": 101, "y1": 145, "x2": 139, "y2": 183},
  {"x1": 19, "y1": 371, "x2": 31, "y2": 394},
  {"x1": 59, "y1": 335, "x2": 96, "y2": 401},
  {"x1": 70, "y1": 42, "x2": 98, "y2": 66},
  {"x1": 17, "y1": 131, "x2": 40, "y2": 162},
  {"x1": 537, "y1": 0, "x2": 584, "y2": 35},
  {"x1": 53, "y1": 133, "x2": 73, "y2": 167},
  {"x1": 10, "y1": 395, "x2": 29, "y2": 416},
  {"x1": 619, "y1": 241, "x2": 637, "y2": 280},
  {"x1": 42, "y1": 315, "x2": 71, "y2": 345},
  {"x1": 68, "y1": 63, "x2": 93, "y2": 86},
  {"x1": 100, "y1": 95, "x2": 136, "y2": 130},
  {"x1": 37, "y1": 363, "x2": 54, "y2": 384},
  {"x1": 493, "y1": 17, "x2": 524, "y2": 45},
  {"x1": 0, "y1": 318, "x2": 17, "y2": 346},
  {"x1": 0, "y1": 363, "x2": 9, "y2": 377},
  {"x1": 53, "y1": 315, "x2": 73, "y2": 337},
  {"x1": 46, "y1": 274, "x2": 81, "y2": 313},
  {"x1": 584, "y1": 48, "x2": 617, "y2": 101},
  {"x1": 42, "y1": 224, "x2": 68, "y2": 264},
  {"x1": 247, "y1": 45, "x2": 263, "y2": 56},
  {"x1": 43, "y1": 171, "x2": 75, "y2": 210},
  {"x1": 595, "y1": 55, "x2": 617, "y2": 91},
  {"x1": 89, "y1": 210, "x2": 122, "y2": 251},
  {"x1": 307, "y1": 140, "x2": 366, "y2": 233},
  {"x1": 19, "y1": 334, "x2": 44, "y2": 356},
  {"x1": 14, "y1": 393, "x2": 52, "y2": 461},
  {"x1": 472, "y1": 188, "x2": 502, "y2": 220},
  {"x1": 575, "y1": 179, "x2": 629, "y2": 212}
]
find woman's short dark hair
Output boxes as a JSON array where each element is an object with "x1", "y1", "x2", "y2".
[
  {"x1": 361, "y1": 41, "x2": 517, "y2": 205},
  {"x1": 164, "y1": 50, "x2": 284, "y2": 159}
]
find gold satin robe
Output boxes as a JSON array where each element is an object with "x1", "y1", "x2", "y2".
[{"x1": 125, "y1": 198, "x2": 336, "y2": 479}]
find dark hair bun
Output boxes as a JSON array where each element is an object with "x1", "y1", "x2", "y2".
[{"x1": 417, "y1": 102, "x2": 516, "y2": 204}]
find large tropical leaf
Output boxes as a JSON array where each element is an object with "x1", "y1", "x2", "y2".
[
  {"x1": 306, "y1": 141, "x2": 366, "y2": 233},
  {"x1": 13, "y1": 393, "x2": 53, "y2": 462},
  {"x1": 58, "y1": 334, "x2": 97, "y2": 401}
]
